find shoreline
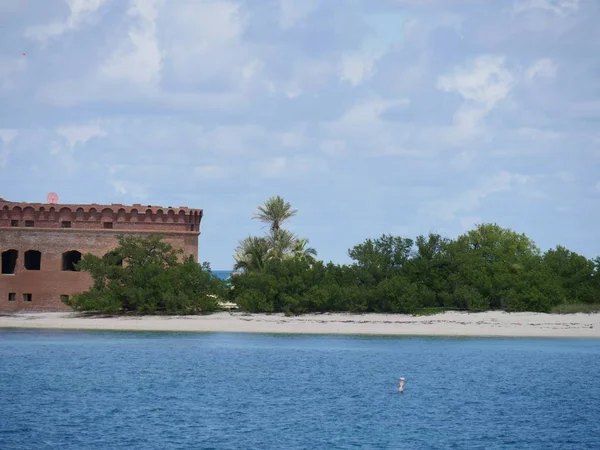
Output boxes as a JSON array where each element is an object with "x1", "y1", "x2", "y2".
[{"x1": 1, "y1": 311, "x2": 599, "y2": 337}]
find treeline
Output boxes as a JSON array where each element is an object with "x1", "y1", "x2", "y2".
[
  {"x1": 231, "y1": 228, "x2": 600, "y2": 314},
  {"x1": 65, "y1": 196, "x2": 600, "y2": 315},
  {"x1": 229, "y1": 197, "x2": 600, "y2": 314}
]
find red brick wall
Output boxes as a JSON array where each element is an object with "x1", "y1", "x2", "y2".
[{"x1": 0, "y1": 201, "x2": 202, "y2": 312}]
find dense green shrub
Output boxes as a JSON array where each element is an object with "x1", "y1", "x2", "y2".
[
  {"x1": 229, "y1": 223, "x2": 600, "y2": 314},
  {"x1": 64, "y1": 235, "x2": 225, "y2": 314}
]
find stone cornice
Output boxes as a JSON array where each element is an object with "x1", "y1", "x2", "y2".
[{"x1": 0, "y1": 201, "x2": 202, "y2": 228}]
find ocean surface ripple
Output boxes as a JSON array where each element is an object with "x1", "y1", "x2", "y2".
[{"x1": 1, "y1": 330, "x2": 599, "y2": 449}]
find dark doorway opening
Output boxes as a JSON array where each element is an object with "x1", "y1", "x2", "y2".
[
  {"x1": 1, "y1": 250, "x2": 18, "y2": 274},
  {"x1": 62, "y1": 250, "x2": 82, "y2": 271},
  {"x1": 24, "y1": 250, "x2": 42, "y2": 270}
]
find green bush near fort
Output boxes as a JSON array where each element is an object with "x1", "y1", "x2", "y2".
[{"x1": 64, "y1": 235, "x2": 225, "y2": 314}]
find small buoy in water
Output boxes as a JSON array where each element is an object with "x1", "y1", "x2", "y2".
[{"x1": 398, "y1": 377, "x2": 405, "y2": 393}]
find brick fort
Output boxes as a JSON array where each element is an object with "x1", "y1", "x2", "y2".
[{"x1": 0, "y1": 196, "x2": 202, "y2": 311}]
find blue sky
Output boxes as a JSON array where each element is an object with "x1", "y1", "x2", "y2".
[{"x1": 1, "y1": 0, "x2": 599, "y2": 269}]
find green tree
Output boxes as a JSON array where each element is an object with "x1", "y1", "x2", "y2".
[
  {"x1": 404, "y1": 233, "x2": 453, "y2": 307},
  {"x1": 542, "y1": 246, "x2": 596, "y2": 304},
  {"x1": 234, "y1": 236, "x2": 271, "y2": 272},
  {"x1": 348, "y1": 234, "x2": 414, "y2": 285},
  {"x1": 253, "y1": 195, "x2": 297, "y2": 232},
  {"x1": 448, "y1": 223, "x2": 542, "y2": 310},
  {"x1": 230, "y1": 215, "x2": 596, "y2": 315},
  {"x1": 65, "y1": 235, "x2": 224, "y2": 314},
  {"x1": 289, "y1": 237, "x2": 318, "y2": 263},
  {"x1": 233, "y1": 196, "x2": 315, "y2": 272},
  {"x1": 268, "y1": 229, "x2": 297, "y2": 260}
]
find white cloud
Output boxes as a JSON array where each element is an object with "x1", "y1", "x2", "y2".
[
  {"x1": 324, "y1": 97, "x2": 416, "y2": 156},
  {"x1": 514, "y1": 127, "x2": 562, "y2": 140},
  {"x1": 196, "y1": 125, "x2": 270, "y2": 156},
  {"x1": 101, "y1": 0, "x2": 163, "y2": 86},
  {"x1": 279, "y1": 58, "x2": 337, "y2": 98},
  {"x1": 47, "y1": 124, "x2": 106, "y2": 174},
  {"x1": 164, "y1": 0, "x2": 245, "y2": 84},
  {"x1": 26, "y1": 0, "x2": 111, "y2": 42},
  {"x1": 0, "y1": 0, "x2": 27, "y2": 15},
  {"x1": 329, "y1": 97, "x2": 410, "y2": 132},
  {"x1": 452, "y1": 150, "x2": 477, "y2": 169},
  {"x1": 253, "y1": 156, "x2": 328, "y2": 178},
  {"x1": 320, "y1": 140, "x2": 347, "y2": 156},
  {"x1": 0, "y1": 129, "x2": 19, "y2": 168},
  {"x1": 0, "y1": 55, "x2": 27, "y2": 92},
  {"x1": 48, "y1": 141, "x2": 78, "y2": 173},
  {"x1": 338, "y1": 12, "x2": 406, "y2": 87},
  {"x1": 107, "y1": 164, "x2": 127, "y2": 175},
  {"x1": 438, "y1": 56, "x2": 513, "y2": 105},
  {"x1": 554, "y1": 171, "x2": 573, "y2": 182},
  {"x1": 192, "y1": 165, "x2": 233, "y2": 180},
  {"x1": 57, "y1": 123, "x2": 106, "y2": 148},
  {"x1": 526, "y1": 58, "x2": 557, "y2": 80},
  {"x1": 279, "y1": 0, "x2": 318, "y2": 30},
  {"x1": 459, "y1": 216, "x2": 482, "y2": 231},
  {"x1": 513, "y1": 0, "x2": 579, "y2": 16},
  {"x1": 111, "y1": 180, "x2": 149, "y2": 199},
  {"x1": 340, "y1": 53, "x2": 375, "y2": 86},
  {"x1": 238, "y1": 59, "x2": 265, "y2": 83},
  {"x1": 0, "y1": 129, "x2": 18, "y2": 145},
  {"x1": 438, "y1": 55, "x2": 514, "y2": 139},
  {"x1": 280, "y1": 130, "x2": 306, "y2": 148},
  {"x1": 257, "y1": 157, "x2": 287, "y2": 177},
  {"x1": 421, "y1": 171, "x2": 530, "y2": 221}
]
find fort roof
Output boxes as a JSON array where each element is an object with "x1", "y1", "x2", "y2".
[{"x1": 0, "y1": 200, "x2": 202, "y2": 215}]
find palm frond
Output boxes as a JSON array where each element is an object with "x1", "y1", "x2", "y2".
[
  {"x1": 233, "y1": 236, "x2": 271, "y2": 272},
  {"x1": 267, "y1": 229, "x2": 297, "y2": 260},
  {"x1": 253, "y1": 195, "x2": 297, "y2": 232}
]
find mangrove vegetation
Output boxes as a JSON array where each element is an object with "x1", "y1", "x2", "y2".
[
  {"x1": 66, "y1": 196, "x2": 600, "y2": 315},
  {"x1": 64, "y1": 235, "x2": 224, "y2": 314}
]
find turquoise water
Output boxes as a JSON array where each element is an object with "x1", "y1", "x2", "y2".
[
  {"x1": 212, "y1": 270, "x2": 232, "y2": 280},
  {"x1": 1, "y1": 331, "x2": 599, "y2": 449}
]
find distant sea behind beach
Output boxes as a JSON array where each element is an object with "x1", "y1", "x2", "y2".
[
  {"x1": 1, "y1": 331, "x2": 599, "y2": 449},
  {"x1": 212, "y1": 270, "x2": 232, "y2": 280}
]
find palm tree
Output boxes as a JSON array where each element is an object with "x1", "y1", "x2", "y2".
[
  {"x1": 253, "y1": 196, "x2": 297, "y2": 232},
  {"x1": 233, "y1": 236, "x2": 270, "y2": 272},
  {"x1": 268, "y1": 229, "x2": 297, "y2": 260},
  {"x1": 291, "y1": 237, "x2": 318, "y2": 262},
  {"x1": 234, "y1": 196, "x2": 319, "y2": 272}
]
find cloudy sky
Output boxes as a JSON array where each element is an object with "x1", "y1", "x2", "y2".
[{"x1": 1, "y1": 0, "x2": 599, "y2": 269}]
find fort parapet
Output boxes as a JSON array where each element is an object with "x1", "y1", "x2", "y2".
[{"x1": 0, "y1": 200, "x2": 203, "y2": 311}]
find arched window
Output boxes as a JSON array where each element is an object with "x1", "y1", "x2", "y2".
[
  {"x1": 24, "y1": 250, "x2": 41, "y2": 270},
  {"x1": 1, "y1": 250, "x2": 18, "y2": 274},
  {"x1": 62, "y1": 250, "x2": 82, "y2": 271}
]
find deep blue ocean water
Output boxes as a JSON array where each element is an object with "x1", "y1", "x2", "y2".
[{"x1": 1, "y1": 331, "x2": 599, "y2": 449}]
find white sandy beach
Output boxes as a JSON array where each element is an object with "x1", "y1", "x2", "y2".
[{"x1": 0, "y1": 311, "x2": 599, "y2": 337}]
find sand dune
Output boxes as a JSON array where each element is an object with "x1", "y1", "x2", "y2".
[{"x1": 1, "y1": 311, "x2": 599, "y2": 337}]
